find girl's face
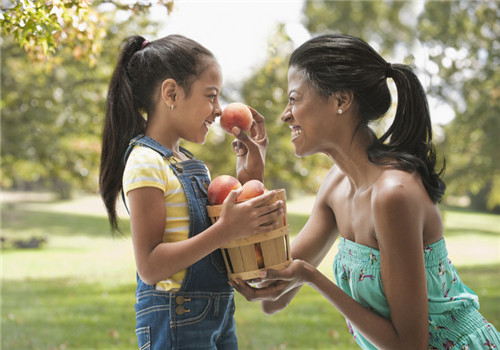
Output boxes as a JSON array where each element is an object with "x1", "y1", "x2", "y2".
[
  {"x1": 281, "y1": 66, "x2": 337, "y2": 157},
  {"x1": 175, "y1": 59, "x2": 223, "y2": 144}
]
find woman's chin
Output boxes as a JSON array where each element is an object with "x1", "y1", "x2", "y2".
[{"x1": 293, "y1": 148, "x2": 306, "y2": 158}]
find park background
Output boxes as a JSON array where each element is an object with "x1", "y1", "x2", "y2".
[{"x1": 1, "y1": 0, "x2": 499, "y2": 349}]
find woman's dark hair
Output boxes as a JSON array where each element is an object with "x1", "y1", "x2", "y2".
[
  {"x1": 289, "y1": 34, "x2": 445, "y2": 202},
  {"x1": 99, "y1": 34, "x2": 215, "y2": 231}
]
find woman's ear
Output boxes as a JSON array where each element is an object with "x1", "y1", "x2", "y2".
[
  {"x1": 160, "y1": 79, "x2": 178, "y2": 109},
  {"x1": 334, "y1": 90, "x2": 354, "y2": 113}
]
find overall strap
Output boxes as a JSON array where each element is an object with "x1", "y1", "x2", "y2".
[
  {"x1": 124, "y1": 134, "x2": 194, "y2": 163},
  {"x1": 124, "y1": 134, "x2": 174, "y2": 162},
  {"x1": 121, "y1": 134, "x2": 192, "y2": 214}
]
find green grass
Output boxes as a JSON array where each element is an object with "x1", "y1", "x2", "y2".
[{"x1": 1, "y1": 199, "x2": 499, "y2": 349}]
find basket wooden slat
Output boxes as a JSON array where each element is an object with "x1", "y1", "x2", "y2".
[
  {"x1": 207, "y1": 189, "x2": 291, "y2": 280},
  {"x1": 221, "y1": 226, "x2": 288, "y2": 248}
]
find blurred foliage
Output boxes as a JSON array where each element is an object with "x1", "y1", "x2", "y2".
[
  {"x1": 186, "y1": 25, "x2": 332, "y2": 195},
  {"x1": 417, "y1": 0, "x2": 500, "y2": 212},
  {"x1": 304, "y1": 0, "x2": 418, "y2": 59},
  {"x1": 1, "y1": 5, "x2": 165, "y2": 198},
  {"x1": 240, "y1": 25, "x2": 330, "y2": 194},
  {"x1": 1, "y1": 0, "x2": 499, "y2": 212},
  {"x1": 298, "y1": 0, "x2": 499, "y2": 212},
  {"x1": 0, "y1": 0, "x2": 173, "y2": 65}
]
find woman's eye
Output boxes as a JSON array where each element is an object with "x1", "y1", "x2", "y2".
[{"x1": 288, "y1": 96, "x2": 295, "y2": 103}]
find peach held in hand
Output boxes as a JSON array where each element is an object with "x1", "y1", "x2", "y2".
[
  {"x1": 220, "y1": 102, "x2": 253, "y2": 134},
  {"x1": 207, "y1": 175, "x2": 242, "y2": 205},
  {"x1": 236, "y1": 179, "x2": 267, "y2": 202}
]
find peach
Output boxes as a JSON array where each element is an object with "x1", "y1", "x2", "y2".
[
  {"x1": 220, "y1": 102, "x2": 253, "y2": 133},
  {"x1": 254, "y1": 243, "x2": 265, "y2": 268},
  {"x1": 236, "y1": 179, "x2": 267, "y2": 202},
  {"x1": 207, "y1": 175, "x2": 242, "y2": 205}
]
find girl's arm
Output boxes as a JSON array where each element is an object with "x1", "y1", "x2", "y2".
[{"x1": 129, "y1": 186, "x2": 283, "y2": 285}]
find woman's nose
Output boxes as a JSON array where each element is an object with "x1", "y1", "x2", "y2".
[{"x1": 281, "y1": 108, "x2": 292, "y2": 123}]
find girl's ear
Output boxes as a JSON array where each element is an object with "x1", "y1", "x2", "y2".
[{"x1": 160, "y1": 79, "x2": 178, "y2": 108}]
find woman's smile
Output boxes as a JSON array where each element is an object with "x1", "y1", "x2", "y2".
[{"x1": 290, "y1": 125, "x2": 302, "y2": 141}]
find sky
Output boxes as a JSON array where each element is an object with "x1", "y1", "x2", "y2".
[
  {"x1": 149, "y1": 0, "x2": 454, "y2": 125},
  {"x1": 152, "y1": 0, "x2": 309, "y2": 84}
]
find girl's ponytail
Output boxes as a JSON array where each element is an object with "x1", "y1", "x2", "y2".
[
  {"x1": 99, "y1": 36, "x2": 147, "y2": 232},
  {"x1": 369, "y1": 63, "x2": 446, "y2": 202},
  {"x1": 99, "y1": 34, "x2": 215, "y2": 232}
]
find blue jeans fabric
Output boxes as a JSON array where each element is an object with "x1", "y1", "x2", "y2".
[{"x1": 124, "y1": 135, "x2": 237, "y2": 350}]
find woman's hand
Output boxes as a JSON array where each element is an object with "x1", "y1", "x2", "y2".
[
  {"x1": 231, "y1": 106, "x2": 268, "y2": 184},
  {"x1": 229, "y1": 259, "x2": 313, "y2": 302}
]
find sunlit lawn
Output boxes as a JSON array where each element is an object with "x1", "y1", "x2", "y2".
[{"x1": 1, "y1": 196, "x2": 499, "y2": 349}]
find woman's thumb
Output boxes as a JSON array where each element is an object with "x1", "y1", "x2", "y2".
[{"x1": 259, "y1": 269, "x2": 280, "y2": 280}]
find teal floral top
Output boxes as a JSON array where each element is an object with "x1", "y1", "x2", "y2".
[{"x1": 333, "y1": 237, "x2": 500, "y2": 349}]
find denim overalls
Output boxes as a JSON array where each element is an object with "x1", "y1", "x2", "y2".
[{"x1": 124, "y1": 135, "x2": 237, "y2": 350}]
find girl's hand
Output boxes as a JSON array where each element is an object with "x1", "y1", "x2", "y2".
[
  {"x1": 229, "y1": 259, "x2": 312, "y2": 301},
  {"x1": 216, "y1": 188, "x2": 283, "y2": 243},
  {"x1": 231, "y1": 106, "x2": 268, "y2": 184}
]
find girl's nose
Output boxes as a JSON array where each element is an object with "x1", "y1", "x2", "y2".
[{"x1": 214, "y1": 104, "x2": 222, "y2": 117}]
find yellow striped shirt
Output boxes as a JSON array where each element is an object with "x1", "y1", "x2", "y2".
[{"x1": 123, "y1": 145, "x2": 188, "y2": 290}]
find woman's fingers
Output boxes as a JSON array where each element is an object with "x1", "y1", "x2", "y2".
[
  {"x1": 247, "y1": 106, "x2": 268, "y2": 144},
  {"x1": 230, "y1": 106, "x2": 268, "y2": 154},
  {"x1": 231, "y1": 126, "x2": 261, "y2": 155},
  {"x1": 229, "y1": 278, "x2": 286, "y2": 302}
]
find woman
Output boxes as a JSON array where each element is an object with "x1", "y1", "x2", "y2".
[{"x1": 231, "y1": 34, "x2": 500, "y2": 349}]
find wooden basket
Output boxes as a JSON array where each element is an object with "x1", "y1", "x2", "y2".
[{"x1": 206, "y1": 189, "x2": 291, "y2": 280}]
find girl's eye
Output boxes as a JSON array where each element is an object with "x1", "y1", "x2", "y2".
[{"x1": 209, "y1": 95, "x2": 217, "y2": 102}]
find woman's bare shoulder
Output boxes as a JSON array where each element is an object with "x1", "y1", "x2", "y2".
[{"x1": 371, "y1": 169, "x2": 430, "y2": 221}]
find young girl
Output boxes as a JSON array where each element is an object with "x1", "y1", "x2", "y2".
[
  {"x1": 99, "y1": 34, "x2": 282, "y2": 349},
  {"x1": 231, "y1": 34, "x2": 500, "y2": 349}
]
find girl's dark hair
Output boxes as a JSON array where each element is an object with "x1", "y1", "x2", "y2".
[
  {"x1": 290, "y1": 34, "x2": 445, "y2": 202},
  {"x1": 99, "y1": 34, "x2": 215, "y2": 231}
]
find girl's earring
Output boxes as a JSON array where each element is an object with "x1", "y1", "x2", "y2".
[
  {"x1": 170, "y1": 104, "x2": 174, "y2": 111},
  {"x1": 338, "y1": 109, "x2": 343, "y2": 115}
]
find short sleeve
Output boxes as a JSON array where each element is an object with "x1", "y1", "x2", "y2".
[{"x1": 122, "y1": 146, "x2": 168, "y2": 196}]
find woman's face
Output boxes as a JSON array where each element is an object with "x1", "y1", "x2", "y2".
[
  {"x1": 281, "y1": 66, "x2": 337, "y2": 157},
  {"x1": 175, "y1": 59, "x2": 223, "y2": 144}
]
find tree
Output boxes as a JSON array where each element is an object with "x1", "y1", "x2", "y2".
[
  {"x1": 418, "y1": 0, "x2": 500, "y2": 212},
  {"x1": 301, "y1": 0, "x2": 500, "y2": 212},
  {"x1": 304, "y1": 0, "x2": 418, "y2": 58},
  {"x1": 1, "y1": 5, "x2": 165, "y2": 197},
  {"x1": 240, "y1": 25, "x2": 331, "y2": 195},
  {"x1": 186, "y1": 25, "x2": 332, "y2": 196},
  {"x1": 0, "y1": 0, "x2": 173, "y2": 65}
]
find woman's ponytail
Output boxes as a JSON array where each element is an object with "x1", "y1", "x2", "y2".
[
  {"x1": 370, "y1": 63, "x2": 446, "y2": 202},
  {"x1": 291, "y1": 34, "x2": 446, "y2": 202},
  {"x1": 99, "y1": 36, "x2": 147, "y2": 232}
]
